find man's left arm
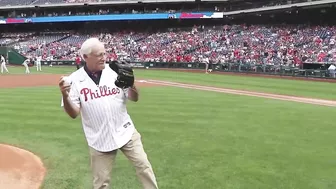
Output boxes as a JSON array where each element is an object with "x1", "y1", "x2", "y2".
[{"x1": 127, "y1": 85, "x2": 139, "y2": 102}]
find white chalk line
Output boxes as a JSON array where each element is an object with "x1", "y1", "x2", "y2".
[{"x1": 143, "y1": 79, "x2": 336, "y2": 107}]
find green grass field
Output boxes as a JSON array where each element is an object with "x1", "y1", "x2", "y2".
[{"x1": 1, "y1": 65, "x2": 336, "y2": 189}]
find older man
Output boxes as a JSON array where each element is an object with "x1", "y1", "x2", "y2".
[{"x1": 58, "y1": 38, "x2": 159, "y2": 189}]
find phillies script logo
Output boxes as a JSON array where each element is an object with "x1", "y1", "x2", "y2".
[{"x1": 80, "y1": 85, "x2": 121, "y2": 102}]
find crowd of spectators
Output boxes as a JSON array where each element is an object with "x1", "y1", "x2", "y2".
[{"x1": 1, "y1": 24, "x2": 336, "y2": 66}]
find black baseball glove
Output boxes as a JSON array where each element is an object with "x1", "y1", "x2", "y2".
[{"x1": 109, "y1": 60, "x2": 134, "y2": 89}]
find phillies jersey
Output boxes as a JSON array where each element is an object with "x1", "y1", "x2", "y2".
[{"x1": 61, "y1": 64, "x2": 135, "y2": 152}]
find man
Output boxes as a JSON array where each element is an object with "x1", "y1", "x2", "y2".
[
  {"x1": 36, "y1": 55, "x2": 42, "y2": 71},
  {"x1": 22, "y1": 58, "x2": 30, "y2": 74},
  {"x1": 203, "y1": 56, "x2": 210, "y2": 74},
  {"x1": 58, "y1": 38, "x2": 159, "y2": 189},
  {"x1": 0, "y1": 55, "x2": 9, "y2": 74}
]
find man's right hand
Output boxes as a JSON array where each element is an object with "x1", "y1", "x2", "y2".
[
  {"x1": 59, "y1": 76, "x2": 80, "y2": 119},
  {"x1": 59, "y1": 76, "x2": 71, "y2": 97}
]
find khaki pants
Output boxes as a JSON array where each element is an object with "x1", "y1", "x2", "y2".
[{"x1": 89, "y1": 129, "x2": 159, "y2": 189}]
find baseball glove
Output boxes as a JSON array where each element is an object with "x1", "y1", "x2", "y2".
[{"x1": 109, "y1": 60, "x2": 134, "y2": 89}]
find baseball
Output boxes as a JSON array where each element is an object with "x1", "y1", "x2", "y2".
[{"x1": 62, "y1": 76, "x2": 72, "y2": 86}]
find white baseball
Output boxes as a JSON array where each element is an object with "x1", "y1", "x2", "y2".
[{"x1": 62, "y1": 76, "x2": 72, "y2": 86}]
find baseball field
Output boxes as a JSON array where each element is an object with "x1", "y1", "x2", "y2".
[{"x1": 0, "y1": 66, "x2": 336, "y2": 189}]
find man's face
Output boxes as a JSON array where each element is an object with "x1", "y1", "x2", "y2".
[{"x1": 85, "y1": 43, "x2": 106, "y2": 71}]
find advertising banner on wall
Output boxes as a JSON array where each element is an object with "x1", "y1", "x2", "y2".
[{"x1": 1, "y1": 12, "x2": 224, "y2": 24}]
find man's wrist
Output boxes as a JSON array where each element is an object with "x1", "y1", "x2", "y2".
[
  {"x1": 62, "y1": 92, "x2": 69, "y2": 99},
  {"x1": 130, "y1": 85, "x2": 137, "y2": 90}
]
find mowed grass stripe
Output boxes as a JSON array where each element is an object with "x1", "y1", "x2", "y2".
[
  {"x1": 0, "y1": 86, "x2": 57, "y2": 93},
  {"x1": 133, "y1": 69, "x2": 336, "y2": 100},
  {"x1": 2, "y1": 65, "x2": 76, "y2": 74},
  {"x1": 0, "y1": 101, "x2": 63, "y2": 112},
  {"x1": 0, "y1": 99, "x2": 59, "y2": 105}
]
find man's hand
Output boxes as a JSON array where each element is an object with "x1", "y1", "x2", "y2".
[
  {"x1": 59, "y1": 76, "x2": 80, "y2": 119},
  {"x1": 59, "y1": 76, "x2": 72, "y2": 97},
  {"x1": 128, "y1": 85, "x2": 139, "y2": 102},
  {"x1": 109, "y1": 61, "x2": 134, "y2": 89}
]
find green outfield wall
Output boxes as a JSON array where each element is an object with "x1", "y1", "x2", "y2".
[{"x1": 0, "y1": 47, "x2": 27, "y2": 64}]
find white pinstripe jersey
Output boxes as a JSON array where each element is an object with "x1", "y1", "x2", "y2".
[{"x1": 61, "y1": 65, "x2": 135, "y2": 152}]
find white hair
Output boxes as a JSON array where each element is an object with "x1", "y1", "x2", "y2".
[{"x1": 79, "y1": 37, "x2": 102, "y2": 59}]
